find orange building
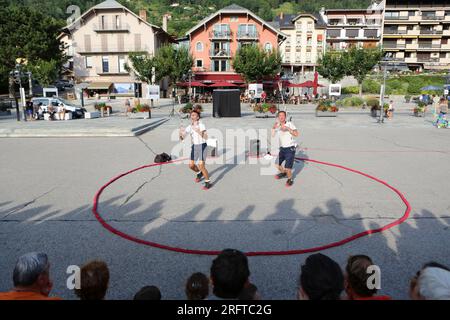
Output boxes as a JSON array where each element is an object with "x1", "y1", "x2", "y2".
[{"x1": 179, "y1": 4, "x2": 287, "y2": 84}]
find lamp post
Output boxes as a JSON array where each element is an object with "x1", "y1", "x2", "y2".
[{"x1": 378, "y1": 54, "x2": 395, "y2": 124}]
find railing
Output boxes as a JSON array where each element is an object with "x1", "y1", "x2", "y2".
[
  {"x1": 422, "y1": 15, "x2": 444, "y2": 21},
  {"x1": 93, "y1": 23, "x2": 130, "y2": 32},
  {"x1": 78, "y1": 46, "x2": 147, "y2": 53},
  {"x1": 209, "y1": 48, "x2": 231, "y2": 57},
  {"x1": 384, "y1": 15, "x2": 409, "y2": 20},
  {"x1": 236, "y1": 31, "x2": 259, "y2": 39},
  {"x1": 209, "y1": 30, "x2": 232, "y2": 39},
  {"x1": 417, "y1": 57, "x2": 440, "y2": 62},
  {"x1": 420, "y1": 29, "x2": 443, "y2": 35}
]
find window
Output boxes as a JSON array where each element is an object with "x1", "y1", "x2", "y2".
[
  {"x1": 264, "y1": 42, "x2": 272, "y2": 52},
  {"x1": 196, "y1": 41, "x2": 203, "y2": 52},
  {"x1": 213, "y1": 24, "x2": 230, "y2": 37},
  {"x1": 102, "y1": 56, "x2": 109, "y2": 73},
  {"x1": 238, "y1": 24, "x2": 257, "y2": 36},
  {"x1": 212, "y1": 59, "x2": 229, "y2": 72},
  {"x1": 115, "y1": 15, "x2": 121, "y2": 29},
  {"x1": 85, "y1": 56, "x2": 93, "y2": 68},
  {"x1": 211, "y1": 42, "x2": 230, "y2": 56},
  {"x1": 101, "y1": 15, "x2": 106, "y2": 29},
  {"x1": 196, "y1": 59, "x2": 203, "y2": 68},
  {"x1": 307, "y1": 22, "x2": 313, "y2": 32},
  {"x1": 118, "y1": 56, "x2": 126, "y2": 73}
]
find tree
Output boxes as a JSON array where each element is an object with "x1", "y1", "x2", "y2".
[
  {"x1": 0, "y1": 5, "x2": 65, "y2": 92},
  {"x1": 126, "y1": 45, "x2": 193, "y2": 88},
  {"x1": 153, "y1": 45, "x2": 193, "y2": 85},
  {"x1": 346, "y1": 47, "x2": 383, "y2": 96},
  {"x1": 232, "y1": 45, "x2": 281, "y2": 83},
  {"x1": 126, "y1": 53, "x2": 155, "y2": 84},
  {"x1": 316, "y1": 50, "x2": 349, "y2": 84},
  {"x1": 27, "y1": 59, "x2": 60, "y2": 87}
]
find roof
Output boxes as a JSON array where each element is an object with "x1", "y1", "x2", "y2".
[
  {"x1": 92, "y1": 0, "x2": 124, "y2": 10},
  {"x1": 63, "y1": 0, "x2": 166, "y2": 35},
  {"x1": 185, "y1": 3, "x2": 287, "y2": 39},
  {"x1": 271, "y1": 13, "x2": 326, "y2": 30}
]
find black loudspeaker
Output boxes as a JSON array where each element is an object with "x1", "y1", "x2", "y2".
[
  {"x1": 212, "y1": 89, "x2": 241, "y2": 117},
  {"x1": 249, "y1": 139, "x2": 260, "y2": 157}
]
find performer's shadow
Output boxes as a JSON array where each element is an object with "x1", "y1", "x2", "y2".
[{"x1": 292, "y1": 148, "x2": 309, "y2": 180}]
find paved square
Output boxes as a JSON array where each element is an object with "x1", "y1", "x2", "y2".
[{"x1": 0, "y1": 104, "x2": 449, "y2": 299}]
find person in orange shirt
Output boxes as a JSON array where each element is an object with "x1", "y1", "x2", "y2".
[
  {"x1": 0, "y1": 252, "x2": 61, "y2": 300},
  {"x1": 344, "y1": 255, "x2": 391, "y2": 300}
]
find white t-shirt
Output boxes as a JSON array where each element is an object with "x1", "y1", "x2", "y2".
[
  {"x1": 185, "y1": 121, "x2": 206, "y2": 145},
  {"x1": 276, "y1": 121, "x2": 297, "y2": 148}
]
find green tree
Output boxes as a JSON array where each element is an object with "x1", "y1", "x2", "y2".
[
  {"x1": 127, "y1": 45, "x2": 193, "y2": 88},
  {"x1": 126, "y1": 52, "x2": 155, "y2": 84},
  {"x1": 316, "y1": 50, "x2": 349, "y2": 84},
  {"x1": 153, "y1": 45, "x2": 193, "y2": 85},
  {"x1": 232, "y1": 45, "x2": 281, "y2": 83},
  {"x1": 346, "y1": 47, "x2": 383, "y2": 96},
  {"x1": 27, "y1": 59, "x2": 60, "y2": 87},
  {"x1": 0, "y1": 4, "x2": 64, "y2": 92}
]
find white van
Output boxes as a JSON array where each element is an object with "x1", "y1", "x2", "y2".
[{"x1": 31, "y1": 97, "x2": 86, "y2": 119}]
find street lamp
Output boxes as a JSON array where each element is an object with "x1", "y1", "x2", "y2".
[{"x1": 378, "y1": 53, "x2": 395, "y2": 124}]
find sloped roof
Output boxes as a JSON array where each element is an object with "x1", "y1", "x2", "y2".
[
  {"x1": 185, "y1": 3, "x2": 287, "y2": 39},
  {"x1": 92, "y1": 0, "x2": 124, "y2": 10},
  {"x1": 272, "y1": 12, "x2": 326, "y2": 30}
]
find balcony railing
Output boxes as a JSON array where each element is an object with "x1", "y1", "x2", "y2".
[
  {"x1": 418, "y1": 43, "x2": 442, "y2": 49},
  {"x1": 209, "y1": 30, "x2": 232, "y2": 40},
  {"x1": 420, "y1": 29, "x2": 443, "y2": 35},
  {"x1": 78, "y1": 45, "x2": 147, "y2": 54},
  {"x1": 384, "y1": 16, "x2": 409, "y2": 20},
  {"x1": 417, "y1": 57, "x2": 440, "y2": 62},
  {"x1": 422, "y1": 15, "x2": 444, "y2": 21},
  {"x1": 209, "y1": 48, "x2": 231, "y2": 57},
  {"x1": 93, "y1": 23, "x2": 130, "y2": 32},
  {"x1": 236, "y1": 31, "x2": 259, "y2": 40}
]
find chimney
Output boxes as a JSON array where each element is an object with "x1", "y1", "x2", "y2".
[
  {"x1": 162, "y1": 14, "x2": 171, "y2": 32},
  {"x1": 279, "y1": 12, "x2": 284, "y2": 20},
  {"x1": 139, "y1": 9, "x2": 147, "y2": 22}
]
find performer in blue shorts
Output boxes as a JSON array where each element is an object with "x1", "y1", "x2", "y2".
[{"x1": 272, "y1": 111, "x2": 299, "y2": 187}]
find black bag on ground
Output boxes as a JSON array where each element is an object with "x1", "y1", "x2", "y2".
[{"x1": 154, "y1": 153, "x2": 172, "y2": 163}]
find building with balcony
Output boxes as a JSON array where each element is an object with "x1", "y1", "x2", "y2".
[
  {"x1": 271, "y1": 13, "x2": 326, "y2": 75},
  {"x1": 59, "y1": 0, "x2": 174, "y2": 98},
  {"x1": 320, "y1": 3, "x2": 383, "y2": 51},
  {"x1": 381, "y1": 0, "x2": 450, "y2": 71},
  {"x1": 181, "y1": 4, "x2": 286, "y2": 85}
]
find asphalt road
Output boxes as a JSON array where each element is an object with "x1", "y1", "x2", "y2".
[{"x1": 0, "y1": 111, "x2": 449, "y2": 300}]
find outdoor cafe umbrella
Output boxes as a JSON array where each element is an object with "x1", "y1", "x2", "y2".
[{"x1": 420, "y1": 85, "x2": 442, "y2": 91}]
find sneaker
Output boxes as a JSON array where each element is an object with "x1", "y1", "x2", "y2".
[
  {"x1": 195, "y1": 172, "x2": 203, "y2": 183},
  {"x1": 202, "y1": 181, "x2": 212, "y2": 190},
  {"x1": 275, "y1": 172, "x2": 287, "y2": 180},
  {"x1": 286, "y1": 179, "x2": 294, "y2": 187}
]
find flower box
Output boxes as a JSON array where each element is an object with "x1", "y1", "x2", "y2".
[
  {"x1": 128, "y1": 112, "x2": 151, "y2": 119},
  {"x1": 315, "y1": 100, "x2": 339, "y2": 117},
  {"x1": 253, "y1": 103, "x2": 278, "y2": 118}
]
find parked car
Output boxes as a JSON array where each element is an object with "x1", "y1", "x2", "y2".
[
  {"x1": 31, "y1": 97, "x2": 86, "y2": 118},
  {"x1": 53, "y1": 79, "x2": 74, "y2": 91}
]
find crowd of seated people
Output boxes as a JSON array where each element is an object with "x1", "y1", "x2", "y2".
[{"x1": 0, "y1": 250, "x2": 449, "y2": 300}]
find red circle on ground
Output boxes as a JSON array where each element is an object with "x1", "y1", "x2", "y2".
[{"x1": 92, "y1": 158, "x2": 411, "y2": 256}]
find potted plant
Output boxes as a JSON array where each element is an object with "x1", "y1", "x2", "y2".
[
  {"x1": 254, "y1": 103, "x2": 277, "y2": 118},
  {"x1": 129, "y1": 103, "x2": 151, "y2": 119},
  {"x1": 315, "y1": 99, "x2": 339, "y2": 117},
  {"x1": 94, "y1": 102, "x2": 112, "y2": 116},
  {"x1": 414, "y1": 102, "x2": 426, "y2": 117}
]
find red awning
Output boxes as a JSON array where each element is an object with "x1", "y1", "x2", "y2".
[
  {"x1": 209, "y1": 81, "x2": 238, "y2": 87},
  {"x1": 194, "y1": 73, "x2": 244, "y2": 82},
  {"x1": 177, "y1": 81, "x2": 209, "y2": 87}
]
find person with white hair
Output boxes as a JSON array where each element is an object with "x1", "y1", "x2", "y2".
[
  {"x1": 410, "y1": 262, "x2": 450, "y2": 300},
  {"x1": 0, "y1": 252, "x2": 60, "y2": 300}
]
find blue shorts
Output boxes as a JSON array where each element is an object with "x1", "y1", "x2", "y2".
[
  {"x1": 277, "y1": 146, "x2": 296, "y2": 169},
  {"x1": 191, "y1": 143, "x2": 207, "y2": 162}
]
